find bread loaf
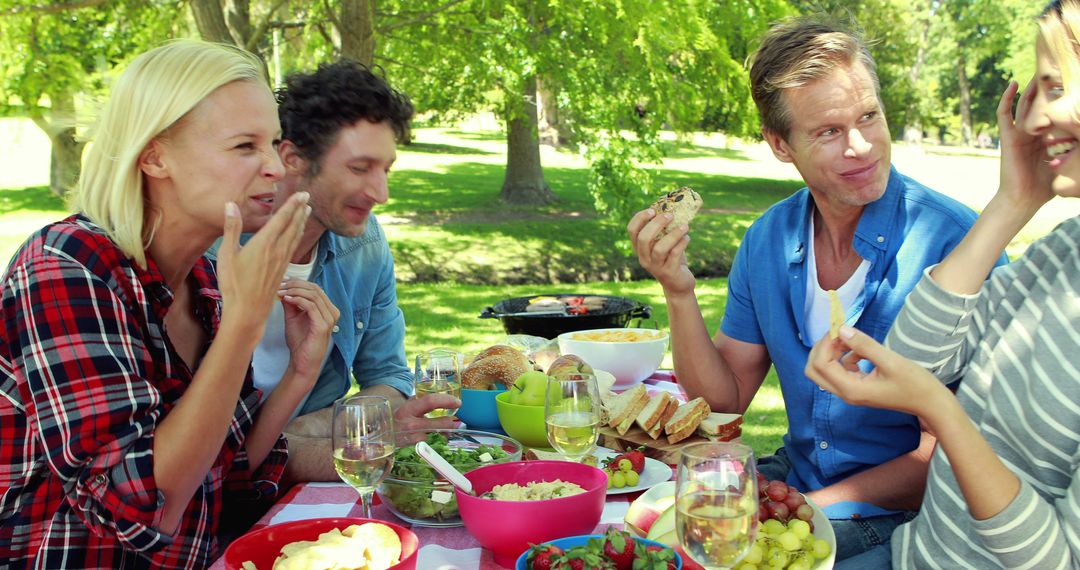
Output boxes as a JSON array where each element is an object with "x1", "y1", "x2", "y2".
[
  {"x1": 651, "y1": 187, "x2": 702, "y2": 237},
  {"x1": 460, "y1": 345, "x2": 532, "y2": 390}
]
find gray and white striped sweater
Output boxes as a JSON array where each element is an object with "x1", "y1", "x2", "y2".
[{"x1": 886, "y1": 216, "x2": 1080, "y2": 569}]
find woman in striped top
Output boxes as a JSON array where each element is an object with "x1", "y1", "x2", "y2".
[{"x1": 806, "y1": 1, "x2": 1080, "y2": 568}]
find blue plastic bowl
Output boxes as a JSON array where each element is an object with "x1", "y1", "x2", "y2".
[
  {"x1": 457, "y1": 387, "x2": 507, "y2": 431},
  {"x1": 514, "y1": 534, "x2": 683, "y2": 569}
]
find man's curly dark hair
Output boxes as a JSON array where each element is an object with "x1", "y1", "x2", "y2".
[{"x1": 277, "y1": 60, "x2": 414, "y2": 173}]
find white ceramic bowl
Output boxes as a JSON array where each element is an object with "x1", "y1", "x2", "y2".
[{"x1": 557, "y1": 328, "x2": 668, "y2": 388}]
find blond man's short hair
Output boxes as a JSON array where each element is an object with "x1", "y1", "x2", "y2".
[
  {"x1": 748, "y1": 16, "x2": 879, "y2": 141},
  {"x1": 75, "y1": 40, "x2": 267, "y2": 268}
]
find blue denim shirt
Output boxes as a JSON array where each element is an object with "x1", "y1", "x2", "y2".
[
  {"x1": 720, "y1": 167, "x2": 1006, "y2": 517},
  {"x1": 212, "y1": 216, "x2": 414, "y2": 416}
]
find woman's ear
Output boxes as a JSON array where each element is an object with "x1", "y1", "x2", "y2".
[{"x1": 138, "y1": 139, "x2": 168, "y2": 179}]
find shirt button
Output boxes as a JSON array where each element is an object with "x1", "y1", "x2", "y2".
[
  {"x1": 797, "y1": 333, "x2": 802, "y2": 341},
  {"x1": 819, "y1": 441, "x2": 829, "y2": 450},
  {"x1": 877, "y1": 235, "x2": 885, "y2": 243},
  {"x1": 356, "y1": 321, "x2": 364, "y2": 330},
  {"x1": 95, "y1": 474, "x2": 107, "y2": 484},
  {"x1": 332, "y1": 325, "x2": 340, "y2": 333}
]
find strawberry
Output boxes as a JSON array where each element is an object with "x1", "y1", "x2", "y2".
[
  {"x1": 632, "y1": 544, "x2": 677, "y2": 570},
  {"x1": 623, "y1": 447, "x2": 647, "y2": 474},
  {"x1": 527, "y1": 543, "x2": 564, "y2": 570},
  {"x1": 601, "y1": 528, "x2": 635, "y2": 570}
]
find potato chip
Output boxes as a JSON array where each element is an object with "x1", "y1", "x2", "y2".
[
  {"x1": 241, "y1": 562, "x2": 258, "y2": 570},
  {"x1": 828, "y1": 290, "x2": 844, "y2": 340},
  {"x1": 570, "y1": 330, "x2": 662, "y2": 343},
  {"x1": 272, "y1": 523, "x2": 401, "y2": 570}
]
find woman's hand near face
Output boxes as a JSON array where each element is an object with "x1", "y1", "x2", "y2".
[
  {"x1": 998, "y1": 79, "x2": 1055, "y2": 212},
  {"x1": 279, "y1": 279, "x2": 339, "y2": 382},
  {"x1": 216, "y1": 192, "x2": 310, "y2": 334},
  {"x1": 627, "y1": 209, "x2": 695, "y2": 296},
  {"x1": 805, "y1": 326, "x2": 952, "y2": 421}
]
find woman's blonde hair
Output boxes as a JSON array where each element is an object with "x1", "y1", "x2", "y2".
[
  {"x1": 1040, "y1": 1, "x2": 1080, "y2": 124},
  {"x1": 75, "y1": 39, "x2": 267, "y2": 268}
]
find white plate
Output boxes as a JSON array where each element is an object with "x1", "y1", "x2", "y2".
[
  {"x1": 594, "y1": 446, "x2": 672, "y2": 495},
  {"x1": 803, "y1": 494, "x2": 836, "y2": 570}
]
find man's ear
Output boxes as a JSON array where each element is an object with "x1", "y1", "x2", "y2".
[
  {"x1": 762, "y1": 128, "x2": 794, "y2": 164},
  {"x1": 138, "y1": 139, "x2": 169, "y2": 179},
  {"x1": 278, "y1": 140, "x2": 310, "y2": 175}
]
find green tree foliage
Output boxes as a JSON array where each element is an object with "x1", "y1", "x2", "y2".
[{"x1": 0, "y1": 0, "x2": 179, "y2": 196}]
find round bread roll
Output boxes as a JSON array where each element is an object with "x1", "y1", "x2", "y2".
[{"x1": 461, "y1": 345, "x2": 532, "y2": 389}]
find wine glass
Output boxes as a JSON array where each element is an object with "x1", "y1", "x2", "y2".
[
  {"x1": 676, "y1": 442, "x2": 759, "y2": 569},
  {"x1": 413, "y1": 348, "x2": 463, "y2": 418},
  {"x1": 332, "y1": 395, "x2": 395, "y2": 519},
  {"x1": 544, "y1": 372, "x2": 601, "y2": 461}
]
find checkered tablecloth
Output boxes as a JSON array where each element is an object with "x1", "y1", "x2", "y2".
[{"x1": 209, "y1": 375, "x2": 685, "y2": 569}]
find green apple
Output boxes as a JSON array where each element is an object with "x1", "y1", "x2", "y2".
[{"x1": 509, "y1": 370, "x2": 549, "y2": 406}]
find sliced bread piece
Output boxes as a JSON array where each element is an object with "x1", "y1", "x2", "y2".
[
  {"x1": 634, "y1": 392, "x2": 675, "y2": 434},
  {"x1": 605, "y1": 384, "x2": 649, "y2": 430},
  {"x1": 696, "y1": 412, "x2": 743, "y2": 441},
  {"x1": 645, "y1": 396, "x2": 680, "y2": 439},
  {"x1": 664, "y1": 397, "x2": 711, "y2": 444}
]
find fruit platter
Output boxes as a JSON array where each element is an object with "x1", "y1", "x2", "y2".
[
  {"x1": 516, "y1": 528, "x2": 682, "y2": 570},
  {"x1": 623, "y1": 478, "x2": 836, "y2": 570},
  {"x1": 596, "y1": 446, "x2": 670, "y2": 495}
]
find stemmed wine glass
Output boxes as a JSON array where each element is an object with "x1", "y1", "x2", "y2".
[
  {"x1": 544, "y1": 372, "x2": 601, "y2": 461},
  {"x1": 414, "y1": 348, "x2": 463, "y2": 418},
  {"x1": 676, "y1": 442, "x2": 759, "y2": 569},
  {"x1": 332, "y1": 395, "x2": 395, "y2": 519}
]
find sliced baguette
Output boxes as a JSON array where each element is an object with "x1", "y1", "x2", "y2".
[
  {"x1": 645, "y1": 396, "x2": 680, "y2": 439},
  {"x1": 664, "y1": 397, "x2": 711, "y2": 444},
  {"x1": 634, "y1": 392, "x2": 675, "y2": 434},
  {"x1": 605, "y1": 384, "x2": 649, "y2": 430},
  {"x1": 696, "y1": 412, "x2": 743, "y2": 441}
]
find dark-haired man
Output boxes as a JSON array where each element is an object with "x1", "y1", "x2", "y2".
[
  {"x1": 223, "y1": 60, "x2": 457, "y2": 482},
  {"x1": 628, "y1": 16, "x2": 1008, "y2": 562}
]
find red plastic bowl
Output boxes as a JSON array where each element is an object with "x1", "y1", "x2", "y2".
[
  {"x1": 455, "y1": 460, "x2": 608, "y2": 567},
  {"x1": 222, "y1": 517, "x2": 419, "y2": 570}
]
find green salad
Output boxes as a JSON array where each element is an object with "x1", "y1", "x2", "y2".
[{"x1": 380, "y1": 432, "x2": 510, "y2": 522}]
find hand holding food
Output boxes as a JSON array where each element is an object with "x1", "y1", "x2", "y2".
[
  {"x1": 650, "y1": 187, "x2": 703, "y2": 238},
  {"x1": 627, "y1": 188, "x2": 701, "y2": 296}
]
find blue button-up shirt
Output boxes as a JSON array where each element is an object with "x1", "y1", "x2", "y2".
[
  {"x1": 214, "y1": 215, "x2": 414, "y2": 416},
  {"x1": 721, "y1": 167, "x2": 1006, "y2": 517}
]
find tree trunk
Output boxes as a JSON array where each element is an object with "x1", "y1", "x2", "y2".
[
  {"x1": 903, "y1": 0, "x2": 934, "y2": 145},
  {"x1": 31, "y1": 90, "x2": 84, "y2": 198},
  {"x1": 500, "y1": 77, "x2": 555, "y2": 205},
  {"x1": 226, "y1": 0, "x2": 253, "y2": 47},
  {"x1": 189, "y1": 0, "x2": 236, "y2": 45},
  {"x1": 339, "y1": 0, "x2": 375, "y2": 65},
  {"x1": 956, "y1": 53, "x2": 973, "y2": 147},
  {"x1": 537, "y1": 76, "x2": 572, "y2": 147}
]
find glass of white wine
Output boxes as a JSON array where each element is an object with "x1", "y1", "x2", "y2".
[
  {"x1": 332, "y1": 395, "x2": 395, "y2": 519},
  {"x1": 676, "y1": 442, "x2": 759, "y2": 569},
  {"x1": 414, "y1": 348, "x2": 463, "y2": 418},
  {"x1": 544, "y1": 372, "x2": 601, "y2": 461}
]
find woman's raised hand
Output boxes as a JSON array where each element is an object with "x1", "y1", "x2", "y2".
[
  {"x1": 279, "y1": 279, "x2": 339, "y2": 382},
  {"x1": 217, "y1": 192, "x2": 310, "y2": 333},
  {"x1": 997, "y1": 79, "x2": 1055, "y2": 212},
  {"x1": 804, "y1": 327, "x2": 949, "y2": 420}
]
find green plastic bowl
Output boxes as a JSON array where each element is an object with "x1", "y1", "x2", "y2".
[{"x1": 495, "y1": 391, "x2": 549, "y2": 449}]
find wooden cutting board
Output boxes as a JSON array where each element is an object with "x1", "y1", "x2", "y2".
[{"x1": 597, "y1": 424, "x2": 712, "y2": 465}]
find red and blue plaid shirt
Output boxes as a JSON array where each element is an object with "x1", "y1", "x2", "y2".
[{"x1": 0, "y1": 215, "x2": 288, "y2": 569}]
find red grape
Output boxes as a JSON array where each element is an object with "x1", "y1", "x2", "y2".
[
  {"x1": 758, "y1": 503, "x2": 770, "y2": 523},
  {"x1": 782, "y1": 492, "x2": 805, "y2": 512},
  {"x1": 795, "y1": 503, "x2": 814, "y2": 522},
  {"x1": 765, "y1": 480, "x2": 789, "y2": 502},
  {"x1": 768, "y1": 501, "x2": 790, "y2": 521}
]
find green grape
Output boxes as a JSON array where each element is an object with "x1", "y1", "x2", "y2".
[
  {"x1": 787, "y1": 557, "x2": 812, "y2": 570},
  {"x1": 743, "y1": 543, "x2": 764, "y2": 564},
  {"x1": 611, "y1": 471, "x2": 626, "y2": 488},
  {"x1": 777, "y1": 531, "x2": 801, "y2": 552},
  {"x1": 811, "y1": 538, "x2": 832, "y2": 559},
  {"x1": 618, "y1": 458, "x2": 633, "y2": 472},
  {"x1": 788, "y1": 519, "x2": 811, "y2": 539},
  {"x1": 606, "y1": 474, "x2": 614, "y2": 489},
  {"x1": 735, "y1": 564, "x2": 759, "y2": 570},
  {"x1": 761, "y1": 519, "x2": 786, "y2": 536},
  {"x1": 624, "y1": 470, "x2": 640, "y2": 486},
  {"x1": 765, "y1": 546, "x2": 788, "y2": 568}
]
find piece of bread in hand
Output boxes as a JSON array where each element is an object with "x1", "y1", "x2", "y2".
[
  {"x1": 645, "y1": 397, "x2": 680, "y2": 439},
  {"x1": 460, "y1": 345, "x2": 531, "y2": 389},
  {"x1": 664, "y1": 397, "x2": 711, "y2": 444},
  {"x1": 605, "y1": 384, "x2": 650, "y2": 434},
  {"x1": 651, "y1": 187, "x2": 703, "y2": 237},
  {"x1": 635, "y1": 392, "x2": 676, "y2": 436},
  {"x1": 696, "y1": 412, "x2": 743, "y2": 441}
]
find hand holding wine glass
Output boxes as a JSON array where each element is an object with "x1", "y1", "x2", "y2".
[
  {"x1": 414, "y1": 348, "x2": 463, "y2": 419},
  {"x1": 676, "y1": 442, "x2": 759, "y2": 569},
  {"x1": 332, "y1": 395, "x2": 395, "y2": 519},
  {"x1": 544, "y1": 372, "x2": 601, "y2": 462}
]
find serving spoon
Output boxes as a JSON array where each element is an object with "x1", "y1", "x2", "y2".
[{"x1": 415, "y1": 441, "x2": 476, "y2": 496}]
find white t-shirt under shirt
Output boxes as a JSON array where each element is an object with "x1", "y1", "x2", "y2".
[
  {"x1": 804, "y1": 213, "x2": 871, "y2": 343},
  {"x1": 252, "y1": 256, "x2": 334, "y2": 418}
]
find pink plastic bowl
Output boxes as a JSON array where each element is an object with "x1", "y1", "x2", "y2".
[
  {"x1": 455, "y1": 460, "x2": 608, "y2": 567},
  {"x1": 223, "y1": 517, "x2": 419, "y2": 570}
]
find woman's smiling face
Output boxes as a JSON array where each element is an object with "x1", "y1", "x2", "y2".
[{"x1": 1026, "y1": 35, "x2": 1080, "y2": 198}]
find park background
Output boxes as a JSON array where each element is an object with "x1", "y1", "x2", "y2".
[{"x1": 2, "y1": 0, "x2": 1079, "y2": 455}]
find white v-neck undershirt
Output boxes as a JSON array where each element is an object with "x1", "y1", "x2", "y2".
[{"x1": 804, "y1": 213, "x2": 871, "y2": 343}]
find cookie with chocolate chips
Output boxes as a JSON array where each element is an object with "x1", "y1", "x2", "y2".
[{"x1": 650, "y1": 187, "x2": 702, "y2": 236}]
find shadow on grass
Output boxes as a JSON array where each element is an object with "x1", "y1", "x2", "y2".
[
  {"x1": 0, "y1": 186, "x2": 65, "y2": 216},
  {"x1": 444, "y1": 129, "x2": 506, "y2": 142},
  {"x1": 402, "y1": 141, "x2": 496, "y2": 155}
]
